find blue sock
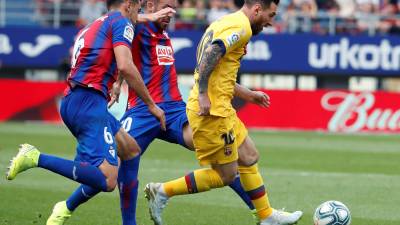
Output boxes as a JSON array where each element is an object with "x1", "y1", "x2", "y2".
[
  {"x1": 38, "y1": 154, "x2": 108, "y2": 191},
  {"x1": 229, "y1": 174, "x2": 255, "y2": 210},
  {"x1": 118, "y1": 156, "x2": 140, "y2": 225},
  {"x1": 66, "y1": 185, "x2": 100, "y2": 211}
]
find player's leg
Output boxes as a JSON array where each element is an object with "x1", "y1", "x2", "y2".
[
  {"x1": 161, "y1": 102, "x2": 255, "y2": 211},
  {"x1": 118, "y1": 111, "x2": 160, "y2": 225},
  {"x1": 145, "y1": 161, "x2": 235, "y2": 225},
  {"x1": 7, "y1": 89, "x2": 117, "y2": 192},
  {"x1": 237, "y1": 134, "x2": 303, "y2": 225},
  {"x1": 145, "y1": 110, "x2": 240, "y2": 225},
  {"x1": 44, "y1": 91, "x2": 120, "y2": 225}
]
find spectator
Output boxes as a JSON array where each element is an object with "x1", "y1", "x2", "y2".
[
  {"x1": 224, "y1": 0, "x2": 238, "y2": 11},
  {"x1": 207, "y1": 0, "x2": 230, "y2": 24},
  {"x1": 77, "y1": 0, "x2": 106, "y2": 27},
  {"x1": 336, "y1": 0, "x2": 356, "y2": 17},
  {"x1": 179, "y1": 0, "x2": 196, "y2": 22},
  {"x1": 316, "y1": 0, "x2": 339, "y2": 14}
]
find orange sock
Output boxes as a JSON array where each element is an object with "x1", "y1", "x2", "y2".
[
  {"x1": 239, "y1": 164, "x2": 273, "y2": 220},
  {"x1": 163, "y1": 168, "x2": 224, "y2": 197}
]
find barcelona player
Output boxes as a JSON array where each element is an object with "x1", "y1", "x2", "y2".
[
  {"x1": 144, "y1": 0, "x2": 304, "y2": 225},
  {"x1": 6, "y1": 0, "x2": 169, "y2": 224}
]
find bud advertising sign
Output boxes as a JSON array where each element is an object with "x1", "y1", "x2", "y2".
[{"x1": 236, "y1": 90, "x2": 400, "y2": 133}]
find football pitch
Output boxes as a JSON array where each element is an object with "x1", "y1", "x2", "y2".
[{"x1": 0, "y1": 122, "x2": 399, "y2": 225}]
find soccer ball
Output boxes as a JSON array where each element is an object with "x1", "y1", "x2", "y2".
[{"x1": 313, "y1": 200, "x2": 351, "y2": 225}]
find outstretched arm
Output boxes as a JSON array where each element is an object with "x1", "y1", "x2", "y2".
[
  {"x1": 197, "y1": 42, "x2": 224, "y2": 115},
  {"x1": 137, "y1": 7, "x2": 176, "y2": 23},
  {"x1": 234, "y1": 83, "x2": 270, "y2": 108}
]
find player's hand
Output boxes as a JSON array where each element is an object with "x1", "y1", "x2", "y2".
[
  {"x1": 251, "y1": 91, "x2": 270, "y2": 108},
  {"x1": 149, "y1": 7, "x2": 176, "y2": 21},
  {"x1": 198, "y1": 93, "x2": 211, "y2": 116},
  {"x1": 148, "y1": 104, "x2": 166, "y2": 131},
  {"x1": 108, "y1": 82, "x2": 121, "y2": 108}
]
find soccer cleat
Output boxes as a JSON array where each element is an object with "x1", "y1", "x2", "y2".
[
  {"x1": 6, "y1": 143, "x2": 40, "y2": 180},
  {"x1": 260, "y1": 208, "x2": 303, "y2": 225},
  {"x1": 46, "y1": 201, "x2": 72, "y2": 225},
  {"x1": 144, "y1": 182, "x2": 168, "y2": 225},
  {"x1": 252, "y1": 209, "x2": 261, "y2": 225}
]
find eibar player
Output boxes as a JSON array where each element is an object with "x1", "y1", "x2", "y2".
[
  {"x1": 144, "y1": 0, "x2": 303, "y2": 225},
  {"x1": 6, "y1": 0, "x2": 168, "y2": 223},
  {"x1": 46, "y1": 0, "x2": 259, "y2": 224}
]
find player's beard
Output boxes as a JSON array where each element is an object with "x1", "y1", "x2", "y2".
[{"x1": 251, "y1": 23, "x2": 263, "y2": 35}]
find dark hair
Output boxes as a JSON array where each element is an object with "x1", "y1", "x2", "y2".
[
  {"x1": 107, "y1": 0, "x2": 139, "y2": 9},
  {"x1": 244, "y1": 0, "x2": 279, "y2": 8}
]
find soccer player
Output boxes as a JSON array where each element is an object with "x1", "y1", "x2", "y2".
[
  {"x1": 144, "y1": 0, "x2": 304, "y2": 225},
  {"x1": 6, "y1": 0, "x2": 167, "y2": 223},
  {"x1": 45, "y1": 1, "x2": 258, "y2": 225}
]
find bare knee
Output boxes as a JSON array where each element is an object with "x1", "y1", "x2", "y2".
[
  {"x1": 238, "y1": 136, "x2": 259, "y2": 166},
  {"x1": 239, "y1": 150, "x2": 259, "y2": 167},
  {"x1": 105, "y1": 175, "x2": 117, "y2": 192},
  {"x1": 211, "y1": 163, "x2": 238, "y2": 185},
  {"x1": 115, "y1": 129, "x2": 141, "y2": 160},
  {"x1": 220, "y1": 172, "x2": 237, "y2": 185},
  {"x1": 99, "y1": 160, "x2": 118, "y2": 192}
]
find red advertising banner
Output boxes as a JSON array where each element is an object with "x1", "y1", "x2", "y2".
[
  {"x1": 236, "y1": 90, "x2": 400, "y2": 133},
  {"x1": 0, "y1": 79, "x2": 66, "y2": 122},
  {"x1": 2, "y1": 79, "x2": 399, "y2": 133}
]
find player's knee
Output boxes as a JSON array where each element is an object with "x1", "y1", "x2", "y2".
[
  {"x1": 117, "y1": 135, "x2": 141, "y2": 161},
  {"x1": 105, "y1": 176, "x2": 118, "y2": 192},
  {"x1": 240, "y1": 151, "x2": 259, "y2": 167},
  {"x1": 220, "y1": 172, "x2": 237, "y2": 185}
]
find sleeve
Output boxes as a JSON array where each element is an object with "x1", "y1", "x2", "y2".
[
  {"x1": 111, "y1": 17, "x2": 135, "y2": 48},
  {"x1": 211, "y1": 25, "x2": 250, "y2": 55}
]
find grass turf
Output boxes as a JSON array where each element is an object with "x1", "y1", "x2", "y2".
[{"x1": 0, "y1": 122, "x2": 399, "y2": 225}]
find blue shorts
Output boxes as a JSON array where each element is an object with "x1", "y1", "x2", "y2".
[
  {"x1": 60, "y1": 86, "x2": 118, "y2": 167},
  {"x1": 120, "y1": 101, "x2": 188, "y2": 155}
]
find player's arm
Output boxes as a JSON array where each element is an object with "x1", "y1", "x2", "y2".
[
  {"x1": 137, "y1": 7, "x2": 176, "y2": 23},
  {"x1": 108, "y1": 75, "x2": 124, "y2": 108},
  {"x1": 234, "y1": 83, "x2": 270, "y2": 108},
  {"x1": 197, "y1": 42, "x2": 225, "y2": 116},
  {"x1": 114, "y1": 45, "x2": 166, "y2": 130}
]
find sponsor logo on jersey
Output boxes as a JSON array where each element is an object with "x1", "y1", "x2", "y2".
[
  {"x1": 156, "y1": 45, "x2": 174, "y2": 65},
  {"x1": 123, "y1": 25, "x2": 134, "y2": 43}
]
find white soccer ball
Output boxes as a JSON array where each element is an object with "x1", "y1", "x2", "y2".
[{"x1": 313, "y1": 200, "x2": 351, "y2": 225}]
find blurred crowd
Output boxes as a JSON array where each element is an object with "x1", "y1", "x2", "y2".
[{"x1": 34, "y1": 0, "x2": 400, "y2": 35}]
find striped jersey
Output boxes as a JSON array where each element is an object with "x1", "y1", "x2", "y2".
[
  {"x1": 128, "y1": 22, "x2": 182, "y2": 109},
  {"x1": 67, "y1": 11, "x2": 134, "y2": 98}
]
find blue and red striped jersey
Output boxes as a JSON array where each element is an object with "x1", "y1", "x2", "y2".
[
  {"x1": 128, "y1": 22, "x2": 182, "y2": 109},
  {"x1": 67, "y1": 11, "x2": 134, "y2": 97}
]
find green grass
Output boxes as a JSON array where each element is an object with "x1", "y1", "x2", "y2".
[{"x1": 0, "y1": 122, "x2": 399, "y2": 225}]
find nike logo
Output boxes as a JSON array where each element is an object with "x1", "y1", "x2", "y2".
[
  {"x1": 72, "y1": 166, "x2": 78, "y2": 180},
  {"x1": 19, "y1": 35, "x2": 63, "y2": 58}
]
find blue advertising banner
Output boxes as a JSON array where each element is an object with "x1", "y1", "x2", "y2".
[
  {"x1": 1, "y1": 27, "x2": 399, "y2": 76},
  {"x1": 0, "y1": 27, "x2": 76, "y2": 68}
]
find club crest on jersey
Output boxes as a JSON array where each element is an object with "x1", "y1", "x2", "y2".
[
  {"x1": 156, "y1": 45, "x2": 174, "y2": 65},
  {"x1": 224, "y1": 146, "x2": 232, "y2": 156},
  {"x1": 123, "y1": 25, "x2": 134, "y2": 42},
  {"x1": 227, "y1": 32, "x2": 240, "y2": 46}
]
